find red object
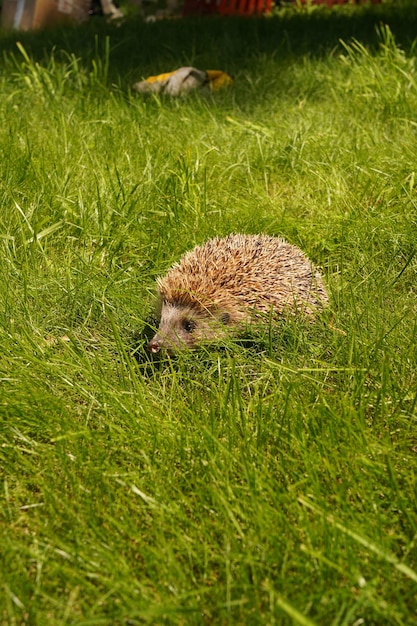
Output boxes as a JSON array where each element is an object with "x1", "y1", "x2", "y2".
[
  {"x1": 183, "y1": 0, "x2": 272, "y2": 17},
  {"x1": 218, "y1": 0, "x2": 272, "y2": 15},
  {"x1": 182, "y1": 0, "x2": 381, "y2": 18}
]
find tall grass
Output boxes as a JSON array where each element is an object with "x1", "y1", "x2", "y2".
[{"x1": 1, "y1": 3, "x2": 417, "y2": 625}]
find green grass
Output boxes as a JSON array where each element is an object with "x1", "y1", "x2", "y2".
[{"x1": 1, "y1": 2, "x2": 417, "y2": 624}]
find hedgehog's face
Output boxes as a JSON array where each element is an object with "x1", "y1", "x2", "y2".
[{"x1": 148, "y1": 303, "x2": 232, "y2": 353}]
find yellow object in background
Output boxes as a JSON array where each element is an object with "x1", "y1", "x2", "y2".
[
  {"x1": 205, "y1": 70, "x2": 234, "y2": 91},
  {"x1": 133, "y1": 67, "x2": 234, "y2": 96},
  {"x1": 141, "y1": 71, "x2": 178, "y2": 85}
]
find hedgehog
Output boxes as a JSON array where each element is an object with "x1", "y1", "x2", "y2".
[{"x1": 147, "y1": 233, "x2": 328, "y2": 353}]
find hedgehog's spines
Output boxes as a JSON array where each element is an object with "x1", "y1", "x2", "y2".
[{"x1": 149, "y1": 234, "x2": 328, "y2": 352}]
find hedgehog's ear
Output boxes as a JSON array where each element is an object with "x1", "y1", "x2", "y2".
[{"x1": 219, "y1": 311, "x2": 231, "y2": 325}]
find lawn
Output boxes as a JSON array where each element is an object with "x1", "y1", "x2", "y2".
[{"x1": 0, "y1": 1, "x2": 416, "y2": 624}]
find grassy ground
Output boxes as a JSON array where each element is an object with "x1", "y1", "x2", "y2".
[{"x1": 1, "y1": 2, "x2": 417, "y2": 624}]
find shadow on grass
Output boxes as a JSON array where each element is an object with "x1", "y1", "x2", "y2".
[{"x1": 1, "y1": 3, "x2": 417, "y2": 86}]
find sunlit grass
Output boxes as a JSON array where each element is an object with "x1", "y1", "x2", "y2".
[{"x1": 1, "y1": 4, "x2": 417, "y2": 625}]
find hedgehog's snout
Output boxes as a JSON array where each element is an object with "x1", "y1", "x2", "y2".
[
  {"x1": 147, "y1": 326, "x2": 192, "y2": 353},
  {"x1": 147, "y1": 338, "x2": 161, "y2": 353}
]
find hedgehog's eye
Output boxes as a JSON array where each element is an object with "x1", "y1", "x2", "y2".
[
  {"x1": 220, "y1": 312, "x2": 230, "y2": 325},
  {"x1": 182, "y1": 319, "x2": 196, "y2": 333}
]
